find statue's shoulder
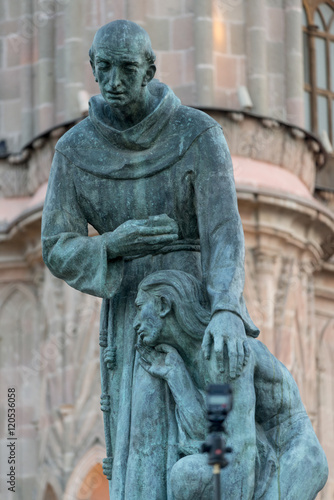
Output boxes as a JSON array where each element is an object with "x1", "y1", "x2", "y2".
[
  {"x1": 55, "y1": 117, "x2": 97, "y2": 154},
  {"x1": 174, "y1": 105, "x2": 221, "y2": 135}
]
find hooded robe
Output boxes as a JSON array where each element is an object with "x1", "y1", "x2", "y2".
[{"x1": 42, "y1": 80, "x2": 259, "y2": 499}]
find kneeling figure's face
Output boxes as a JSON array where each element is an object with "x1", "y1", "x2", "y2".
[{"x1": 133, "y1": 290, "x2": 164, "y2": 346}]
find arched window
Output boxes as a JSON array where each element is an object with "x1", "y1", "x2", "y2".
[
  {"x1": 43, "y1": 484, "x2": 58, "y2": 500},
  {"x1": 64, "y1": 446, "x2": 109, "y2": 500},
  {"x1": 77, "y1": 463, "x2": 109, "y2": 500},
  {"x1": 303, "y1": 1, "x2": 334, "y2": 146}
]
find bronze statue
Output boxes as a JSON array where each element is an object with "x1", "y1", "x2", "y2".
[{"x1": 42, "y1": 20, "x2": 327, "y2": 499}]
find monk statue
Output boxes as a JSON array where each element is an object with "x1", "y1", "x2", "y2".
[
  {"x1": 41, "y1": 19, "x2": 327, "y2": 499},
  {"x1": 133, "y1": 270, "x2": 328, "y2": 500}
]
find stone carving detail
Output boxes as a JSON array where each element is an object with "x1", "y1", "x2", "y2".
[
  {"x1": 26, "y1": 143, "x2": 53, "y2": 196},
  {"x1": 274, "y1": 256, "x2": 294, "y2": 335},
  {"x1": 0, "y1": 164, "x2": 29, "y2": 198},
  {"x1": 210, "y1": 111, "x2": 323, "y2": 192},
  {"x1": 0, "y1": 283, "x2": 39, "y2": 369}
]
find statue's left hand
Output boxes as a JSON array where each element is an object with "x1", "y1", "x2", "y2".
[
  {"x1": 201, "y1": 311, "x2": 250, "y2": 378},
  {"x1": 136, "y1": 343, "x2": 183, "y2": 380}
]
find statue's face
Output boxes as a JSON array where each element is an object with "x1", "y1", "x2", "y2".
[
  {"x1": 93, "y1": 44, "x2": 150, "y2": 110},
  {"x1": 133, "y1": 290, "x2": 164, "y2": 346}
]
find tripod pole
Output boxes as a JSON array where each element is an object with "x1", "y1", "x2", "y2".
[{"x1": 213, "y1": 464, "x2": 221, "y2": 500}]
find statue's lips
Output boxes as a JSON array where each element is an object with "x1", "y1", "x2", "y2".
[{"x1": 106, "y1": 91, "x2": 124, "y2": 98}]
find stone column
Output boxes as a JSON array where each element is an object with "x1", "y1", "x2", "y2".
[
  {"x1": 246, "y1": 0, "x2": 267, "y2": 115},
  {"x1": 19, "y1": 0, "x2": 34, "y2": 146},
  {"x1": 254, "y1": 251, "x2": 277, "y2": 354},
  {"x1": 64, "y1": 0, "x2": 84, "y2": 120},
  {"x1": 299, "y1": 259, "x2": 317, "y2": 414},
  {"x1": 59, "y1": 404, "x2": 75, "y2": 485},
  {"x1": 194, "y1": 0, "x2": 214, "y2": 106},
  {"x1": 284, "y1": 0, "x2": 304, "y2": 127},
  {"x1": 35, "y1": 6, "x2": 55, "y2": 134},
  {"x1": 126, "y1": 0, "x2": 146, "y2": 27}
]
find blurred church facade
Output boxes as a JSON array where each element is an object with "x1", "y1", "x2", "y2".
[{"x1": 0, "y1": 1, "x2": 333, "y2": 499}]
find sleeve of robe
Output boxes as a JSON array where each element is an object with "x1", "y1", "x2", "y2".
[
  {"x1": 193, "y1": 126, "x2": 259, "y2": 337},
  {"x1": 41, "y1": 149, "x2": 124, "y2": 298}
]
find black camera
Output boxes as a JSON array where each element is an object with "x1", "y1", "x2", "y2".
[
  {"x1": 206, "y1": 383, "x2": 233, "y2": 432},
  {"x1": 201, "y1": 384, "x2": 233, "y2": 476}
]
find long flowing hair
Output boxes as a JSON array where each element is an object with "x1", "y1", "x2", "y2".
[{"x1": 138, "y1": 270, "x2": 210, "y2": 340}]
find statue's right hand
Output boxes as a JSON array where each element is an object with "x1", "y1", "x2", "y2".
[{"x1": 106, "y1": 214, "x2": 179, "y2": 259}]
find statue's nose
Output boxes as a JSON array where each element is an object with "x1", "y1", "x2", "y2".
[
  {"x1": 133, "y1": 314, "x2": 140, "y2": 331},
  {"x1": 109, "y1": 67, "x2": 121, "y2": 90}
]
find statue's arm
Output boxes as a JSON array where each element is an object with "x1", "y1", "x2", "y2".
[
  {"x1": 41, "y1": 150, "x2": 123, "y2": 298},
  {"x1": 167, "y1": 362, "x2": 206, "y2": 441},
  {"x1": 250, "y1": 338, "x2": 306, "y2": 423},
  {"x1": 137, "y1": 344, "x2": 206, "y2": 441},
  {"x1": 194, "y1": 126, "x2": 245, "y2": 317},
  {"x1": 194, "y1": 126, "x2": 250, "y2": 377}
]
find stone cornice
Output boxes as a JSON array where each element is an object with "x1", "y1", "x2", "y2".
[
  {"x1": 237, "y1": 185, "x2": 334, "y2": 265},
  {"x1": 203, "y1": 108, "x2": 325, "y2": 193},
  {"x1": 0, "y1": 108, "x2": 326, "y2": 197}
]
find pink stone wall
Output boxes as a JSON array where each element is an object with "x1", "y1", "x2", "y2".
[
  {"x1": 0, "y1": 0, "x2": 305, "y2": 153},
  {"x1": 0, "y1": 1, "x2": 332, "y2": 498}
]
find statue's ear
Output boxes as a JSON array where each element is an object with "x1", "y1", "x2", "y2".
[
  {"x1": 142, "y1": 64, "x2": 156, "y2": 86},
  {"x1": 159, "y1": 296, "x2": 171, "y2": 318},
  {"x1": 89, "y1": 54, "x2": 98, "y2": 82}
]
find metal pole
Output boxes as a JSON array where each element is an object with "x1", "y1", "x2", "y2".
[{"x1": 213, "y1": 464, "x2": 221, "y2": 500}]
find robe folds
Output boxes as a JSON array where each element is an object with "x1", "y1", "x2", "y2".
[{"x1": 42, "y1": 79, "x2": 259, "y2": 499}]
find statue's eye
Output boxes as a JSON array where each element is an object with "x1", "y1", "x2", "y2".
[
  {"x1": 124, "y1": 64, "x2": 137, "y2": 72},
  {"x1": 98, "y1": 61, "x2": 109, "y2": 70}
]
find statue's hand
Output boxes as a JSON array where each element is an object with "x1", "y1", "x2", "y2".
[
  {"x1": 136, "y1": 343, "x2": 183, "y2": 380},
  {"x1": 107, "y1": 214, "x2": 178, "y2": 259},
  {"x1": 201, "y1": 311, "x2": 250, "y2": 379}
]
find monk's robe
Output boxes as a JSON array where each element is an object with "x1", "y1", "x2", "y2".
[{"x1": 42, "y1": 79, "x2": 259, "y2": 499}]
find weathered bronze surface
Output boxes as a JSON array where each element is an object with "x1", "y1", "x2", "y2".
[{"x1": 42, "y1": 20, "x2": 328, "y2": 499}]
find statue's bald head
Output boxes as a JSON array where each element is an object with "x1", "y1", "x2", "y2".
[{"x1": 89, "y1": 20, "x2": 156, "y2": 66}]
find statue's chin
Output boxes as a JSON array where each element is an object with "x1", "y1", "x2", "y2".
[
  {"x1": 102, "y1": 92, "x2": 127, "y2": 108},
  {"x1": 141, "y1": 338, "x2": 154, "y2": 346},
  {"x1": 141, "y1": 336, "x2": 158, "y2": 348}
]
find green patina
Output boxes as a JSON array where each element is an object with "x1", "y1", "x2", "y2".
[{"x1": 41, "y1": 20, "x2": 328, "y2": 500}]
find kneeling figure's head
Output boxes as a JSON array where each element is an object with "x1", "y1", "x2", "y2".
[{"x1": 133, "y1": 270, "x2": 210, "y2": 347}]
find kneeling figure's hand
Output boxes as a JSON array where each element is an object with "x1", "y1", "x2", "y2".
[{"x1": 136, "y1": 343, "x2": 183, "y2": 380}]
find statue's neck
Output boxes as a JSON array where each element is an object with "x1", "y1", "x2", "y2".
[
  {"x1": 163, "y1": 318, "x2": 201, "y2": 366},
  {"x1": 107, "y1": 91, "x2": 160, "y2": 131}
]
